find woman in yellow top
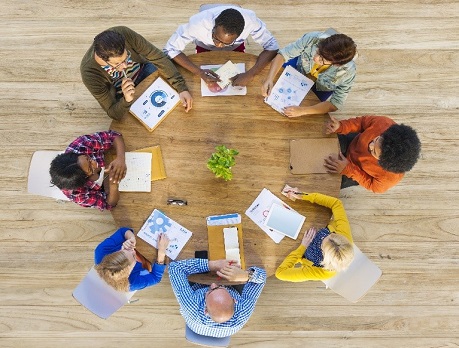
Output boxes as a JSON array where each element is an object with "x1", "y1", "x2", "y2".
[{"x1": 275, "y1": 192, "x2": 354, "y2": 282}]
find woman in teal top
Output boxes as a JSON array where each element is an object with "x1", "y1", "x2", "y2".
[{"x1": 262, "y1": 30, "x2": 357, "y2": 117}]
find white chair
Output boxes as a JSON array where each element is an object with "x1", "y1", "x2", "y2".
[
  {"x1": 73, "y1": 266, "x2": 137, "y2": 319},
  {"x1": 185, "y1": 324, "x2": 231, "y2": 347},
  {"x1": 27, "y1": 150, "x2": 70, "y2": 201},
  {"x1": 322, "y1": 244, "x2": 382, "y2": 303},
  {"x1": 199, "y1": 3, "x2": 241, "y2": 12}
]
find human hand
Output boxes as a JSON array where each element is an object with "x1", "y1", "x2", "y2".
[
  {"x1": 325, "y1": 116, "x2": 340, "y2": 134},
  {"x1": 200, "y1": 69, "x2": 220, "y2": 84},
  {"x1": 157, "y1": 233, "x2": 170, "y2": 253},
  {"x1": 179, "y1": 91, "x2": 193, "y2": 112},
  {"x1": 301, "y1": 227, "x2": 317, "y2": 248},
  {"x1": 261, "y1": 79, "x2": 274, "y2": 97},
  {"x1": 122, "y1": 232, "x2": 136, "y2": 251},
  {"x1": 230, "y1": 72, "x2": 252, "y2": 87},
  {"x1": 121, "y1": 78, "x2": 135, "y2": 103},
  {"x1": 208, "y1": 259, "x2": 235, "y2": 272},
  {"x1": 324, "y1": 152, "x2": 349, "y2": 174},
  {"x1": 216, "y1": 264, "x2": 249, "y2": 282},
  {"x1": 106, "y1": 157, "x2": 127, "y2": 183},
  {"x1": 283, "y1": 106, "x2": 306, "y2": 118}
]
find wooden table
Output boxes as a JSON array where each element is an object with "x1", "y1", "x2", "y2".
[{"x1": 110, "y1": 51, "x2": 340, "y2": 278}]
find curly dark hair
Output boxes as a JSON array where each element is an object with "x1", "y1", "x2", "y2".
[
  {"x1": 317, "y1": 33, "x2": 356, "y2": 65},
  {"x1": 215, "y1": 8, "x2": 245, "y2": 36},
  {"x1": 379, "y1": 124, "x2": 421, "y2": 173},
  {"x1": 49, "y1": 153, "x2": 87, "y2": 190},
  {"x1": 93, "y1": 30, "x2": 125, "y2": 62}
]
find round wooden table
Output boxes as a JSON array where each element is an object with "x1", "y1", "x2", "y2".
[{"x1": 110, "y1": 51, "x2": 340, "y2": 278}]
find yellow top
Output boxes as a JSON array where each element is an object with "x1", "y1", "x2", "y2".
[
  {"x1": 308, "y1": 63, "x2": 330, "y2": 80},
  {"x1": 275, "y1": 193, "x2": 353, "y2": 282}
]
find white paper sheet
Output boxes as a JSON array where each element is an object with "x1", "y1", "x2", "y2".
[
  {"x1": 201, "y1": 63, "x2": 247, "y2": 96},
  {"x1": 264, "y1": 65, "x2": 314, "y2": 114},
  {"x1": 137, "y1": 209, "x2": 193, "y2": 260},
  {"x1": 118, "y1": 152, "x2": 152, "y2": 192},
  {"x1": 245, "y1": 188, "x2": 295, "y2": 243}
]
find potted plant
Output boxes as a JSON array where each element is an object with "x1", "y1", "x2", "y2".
[{"x1": 207, "y1": 145, "x2": 239, "y2": 181}]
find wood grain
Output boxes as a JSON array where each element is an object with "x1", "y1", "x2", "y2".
[{"x1": 1, "y1": 0, "x2": 459, "y2": 347}]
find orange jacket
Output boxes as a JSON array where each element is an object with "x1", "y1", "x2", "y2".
[{"x1": 337, "y1": 115, "x2": 404, "y2": 193}]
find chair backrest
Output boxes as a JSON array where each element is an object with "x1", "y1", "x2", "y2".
[
  {"x1": 199, "y1": 3, "x2": 241, "y2": 12},
  {"x1": 73, "y1": 266, "x2": 136, "y2": 319},
  {"x1": 185, "y1": 324, "x2": 231, "y2": 347},
  {"x1": 27, "y1": 150, "x2": 70, "y2": 201},
  {"x1": 322, "y1": 244, "x2": 382, "y2": 303}
]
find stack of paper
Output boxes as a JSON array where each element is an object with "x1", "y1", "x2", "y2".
[{"x1": 223, "y1": 227, "x2": 241, "y2": 266}]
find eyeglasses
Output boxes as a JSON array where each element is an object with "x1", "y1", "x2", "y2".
[
  {"x1": 206, "y1": 284, "x2": 227, "y2": 296},
  {"x1": 167, "y1": 199, "x2": 188, "y2": 206},
  {"x1": 212, "y1": 28, "x2": 236, "y2": 47},
  {"x1": 82, "y1": 154, "x2": 97, "y2": 177},
  {"x1": 315, "y1": 51, "x2": 333, "y2": 66},
  {"x1": 106, "y1": 50, "x2": 131, "y2": 70}
]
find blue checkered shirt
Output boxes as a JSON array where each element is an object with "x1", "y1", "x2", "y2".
[{"x1": 168, "y1": 258, "x2": 266, "y2": 338}]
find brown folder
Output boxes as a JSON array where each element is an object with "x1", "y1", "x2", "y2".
[
  {"x1": 290, "y1": 138, "x2": 339, "y2": 174},
  {"x1": 207, "y1": 223, "x2": 246, "y2": 270},
  {"x1": 134, "y1": 145, "x2": 167, "y2": 181}
]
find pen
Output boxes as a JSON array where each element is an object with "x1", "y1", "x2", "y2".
[
  {"x1": 122, "y1": 70, "x2": 127, "y2": 78},
  {"x1": 249, "y1": 203, "x2": 259, "y2": 213}
]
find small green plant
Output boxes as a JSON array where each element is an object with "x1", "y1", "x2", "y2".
[{"x1": 207, "y1": 145, "x2": 239, "y2": 181}]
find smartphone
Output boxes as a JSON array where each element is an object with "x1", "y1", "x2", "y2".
[{"x1": 195, "y1": 250, "x2": 208, "y2": 259}]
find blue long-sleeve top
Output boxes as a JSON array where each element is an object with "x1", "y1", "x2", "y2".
[{"x1": 94, "y1": 227, "x2": 167, "y2": 291}]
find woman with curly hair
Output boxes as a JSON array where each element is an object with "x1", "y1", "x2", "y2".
[
  {"x1": 275, "y1": 192, "x2": 354, "y2": 282},
  {"x1": 261, "y1": 30, "x2": 357, "y2": 117},
  {"x1": 95, "y1": 227, "x2": 169, "y2": 292}
]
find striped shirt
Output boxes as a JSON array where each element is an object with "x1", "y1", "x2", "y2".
[{"x1": 169, "y1": 258, "x2": 266, "y2": 338}]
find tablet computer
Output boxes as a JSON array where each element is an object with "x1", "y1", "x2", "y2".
[{"x1": 264, "y1": 203, "x2": 306, "y2": 240}]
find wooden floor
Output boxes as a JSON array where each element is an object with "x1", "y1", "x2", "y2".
[{"x1": 1, "y1": 1, "x2": 458, "y2": 347}]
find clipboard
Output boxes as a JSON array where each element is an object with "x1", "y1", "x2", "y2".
[
  {"x1": 290, "y1": 138, "x2": 339, "y2": 174},
  {"x1": 129, "y1": 77, "x2": 180, "y2": 132},
  {"x1": 206, "y1": 214, "x2": 246, "y2": 270},
  {"x1": 134, "y1": 145, "x2": 167, "y2": 181}
]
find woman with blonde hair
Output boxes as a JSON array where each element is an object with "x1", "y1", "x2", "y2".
[
  {"x1": 275, "y1": 191, "x2": 354, "y2": 281},
  {"x1": 95, "y1": 227, "x2": 169, "y2": 292}
]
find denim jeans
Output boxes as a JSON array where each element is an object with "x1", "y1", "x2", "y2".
[
  {"x1": 338, "y1": 133, "x2": 360, "y2": 189},
  {"x1": 135, "y1": 62, "x2": 157, "y2": 85}
]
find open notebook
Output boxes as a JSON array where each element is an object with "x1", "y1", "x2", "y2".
[{"x1": 117, "y1": 152, "x2": 152, "y2": 192}]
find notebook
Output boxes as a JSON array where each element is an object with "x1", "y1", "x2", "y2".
[
  {"x1": 264, "y1": 202, "x2": 306, "y2": 240},
  {"x1": 290, "y1": 138, "x2": 339, "y2": 174},
  {"x1": 134, "y1": 145, "x2": 167, "y2": 181},
  {"x1": 129, "y1": 77, "x2": 180, "y2": 132},
  {"x1": 117, "y1": 152, "x2": 152, "y2": 192}
]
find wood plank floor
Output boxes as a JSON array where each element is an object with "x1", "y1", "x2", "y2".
[{"x1": 1, "y1": 1, "x2": 458, "y2": 347}]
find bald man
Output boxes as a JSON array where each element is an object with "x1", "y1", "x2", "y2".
[{"x1": 168, "y1": 258, "x2": 266, "y2": 338}]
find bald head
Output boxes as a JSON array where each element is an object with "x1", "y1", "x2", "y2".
[{"x1": 205, "y1": 285, "x2": 235, "y2": 323}]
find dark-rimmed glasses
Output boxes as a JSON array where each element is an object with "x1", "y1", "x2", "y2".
[
  {"x1": 212, "y1": 29, "x2": 236, "y2": 47},
  {"x1": 106, "y1": 50, "x2": 131, "y2": 70}
]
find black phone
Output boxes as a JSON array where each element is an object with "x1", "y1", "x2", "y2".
[{"x1": 195, "y1": 250, "x2": 208, "y2": 259}]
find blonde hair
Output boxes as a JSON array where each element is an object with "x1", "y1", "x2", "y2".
[
  {"x1": 321, "y1": 234, "x2": 354, "y2": 272},
  {"x1": 95, "y1": 251, "x2": 132, "y2": 292}
]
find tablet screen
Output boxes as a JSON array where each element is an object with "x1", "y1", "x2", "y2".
[{"x1": 264, "y1": 203, "x2": 306, "y2": 240}]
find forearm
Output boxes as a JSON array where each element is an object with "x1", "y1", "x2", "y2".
[
  {"x1": 173, "y1": 53, "x2": 202, "y2": 76},
  {"x1": 265, "y1": 54, "x2": 285, "y2": 82},
  {"x1": 246, "y1": 50, "x2": 278, "y2": 78},
  {"x1": 112, "y1": 136, "x2": 126, "y2": 161},
  {"x1": 298, "y1": 101, "x2": 338, "y2": 116},
  {"x1": 275, "y1": 245, "x2": 306, "y2": 279},
  {"x1": 104, "y1": 180, "x2": 120, "y2": 206}
]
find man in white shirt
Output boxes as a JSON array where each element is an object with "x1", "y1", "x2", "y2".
[{"x1": 164, "y1": 6, "x2": 279, "y2": 87}]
